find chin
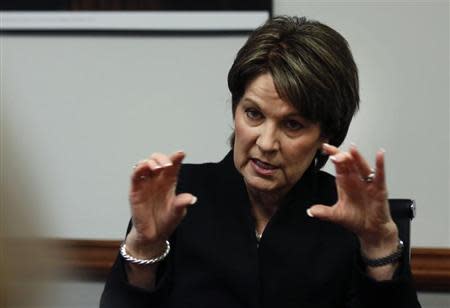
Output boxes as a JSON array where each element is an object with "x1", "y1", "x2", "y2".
[{"x1": 244, "y1": 175, "x2": 281, "y2": 193}]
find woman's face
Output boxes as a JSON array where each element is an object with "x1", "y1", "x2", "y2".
[{"x1": 233, "y1": 73, "x2": 325, "y2": 195}]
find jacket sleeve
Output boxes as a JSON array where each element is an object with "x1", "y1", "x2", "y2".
[
  {"x1": 99, "y1": 221, "x2": 172, "y2": 308},
  {"x1": 99, "y1": 253, "x2": 171, "y2": 308},
  {"x1": 347, "y1": 252, "x2": 422, "y2": 308},
  {"x1": 100, "y1": 164, "x2": 192, "y2": 308}
]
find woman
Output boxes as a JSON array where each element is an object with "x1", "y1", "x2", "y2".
[{"x1": 100, "y1": 16, "x2": 420, "y2": 307}]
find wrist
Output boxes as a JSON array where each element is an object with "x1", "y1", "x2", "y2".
[
  {"x1": 361, "y1": 239, "x2": 404, "y2": 268},
  {"x1": 121, "y1": 240, "x2": 170, "y2": 265},
  {"x1": 126, "y1": 228, "x2": 167, "y2": 259},
  {"x1": 358, "y1": 221, "x2": 399, "y2": 259}
]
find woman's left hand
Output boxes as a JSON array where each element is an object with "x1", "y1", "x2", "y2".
[{"x1": 308, "y1": 143, "x2": 399, "y2": 263}]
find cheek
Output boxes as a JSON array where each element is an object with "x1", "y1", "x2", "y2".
[
  {"x1": 283, "y1": 142, "x2": 319, "y2": 176},
  {"x1": 233, "y1": 119, "x2": 252, "y2": 168},
  {"x1": 234, "y1": 119, "x2": 254, "y2": 150}
]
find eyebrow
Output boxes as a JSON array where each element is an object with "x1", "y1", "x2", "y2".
[{"x1": 242, "y1": 97, "x2": 304, "y2": 119}]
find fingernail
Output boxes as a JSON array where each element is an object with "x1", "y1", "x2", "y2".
[
  {"x1": 350, "y1": 142, "x2": 357, "y2": 148},
  {"x1": 330, "y1": 155, "x2": 337, "y2": 162},
  {"x1": 306, "y1": 208, "x2": 314, "y2": 218},
  {"x1": 190, "y1": 196, "x2": 198, "y2": 205},
  {"x1": 162, "y1": 162, "x2": 173, "y2": 167},
  {"x1": 323, "y1": 143, "x2": 331, "y2": 148},
  {"x1": 380, "y1": 148, "x2": 386, "y2": 153}
]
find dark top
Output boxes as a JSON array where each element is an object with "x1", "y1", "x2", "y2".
[{"x1": 100, "y1": 151, "x2": 421, "y2": 308}]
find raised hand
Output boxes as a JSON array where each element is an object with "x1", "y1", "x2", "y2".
[
  {"x1": 308, "y1": 144, "x2": 399, "y2": 262},
  {"x1": 126, "y1": 151, "x2": 197, "y2": 258}
]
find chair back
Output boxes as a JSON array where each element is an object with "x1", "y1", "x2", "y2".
[{"x1": 388, "y1": 199, "x2": 416, "y2": 262}]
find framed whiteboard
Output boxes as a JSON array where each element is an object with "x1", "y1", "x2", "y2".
[{"x1": 0, "y1": 0, "x2": 272, "y2": 33}]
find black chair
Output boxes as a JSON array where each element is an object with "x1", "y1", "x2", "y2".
[{"x1": 388, "y1": 199, "x2": 416, "y2": 262}]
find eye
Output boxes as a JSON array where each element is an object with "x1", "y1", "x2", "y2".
[
  {"x1": 245, "y1": 108, "x2": 263, "y2": 120},
  {"x1": 284, "y1": 119, "x2": 304, "y2": 131}
]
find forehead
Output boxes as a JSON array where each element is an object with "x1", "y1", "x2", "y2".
[{"x1": 243, "y1": 74, "x2": 300, "y2": 117}]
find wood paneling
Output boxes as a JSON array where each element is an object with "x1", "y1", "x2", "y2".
[
  {"x1": 49, "y1": 239, "x2": 121, "y2": 281},
  {"x1": 41, "y1": 239, "x2": 450, "y2": 291},
  {"x1": 411, "y1": 248, "x2": 450, "y2": 291}
]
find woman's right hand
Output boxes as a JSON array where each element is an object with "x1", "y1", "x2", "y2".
[{"x1": 126, "y1": 151, "x2": 197, "y2": 258}]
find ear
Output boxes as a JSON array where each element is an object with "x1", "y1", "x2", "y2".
[
  {"x1": 229, "y1": 132, "x2": 236, "y2": 148},
  {"x1": 320, "y1": 134, "x2": 330, "y2": 143},
  {"x1": 318, "y1": 136, "x2": 330, "y2": 149},
  {"x1": 231, "y1": 100, "x2": 239, "y2": 120}
]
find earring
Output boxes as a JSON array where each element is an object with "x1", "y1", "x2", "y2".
[{"x1": 314, "y1": 150, "x2": 328, "y2": 171}]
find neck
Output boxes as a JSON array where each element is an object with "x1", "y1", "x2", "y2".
[{"x1": 247, "y1": 186, "x2": 287, "y2": 234}]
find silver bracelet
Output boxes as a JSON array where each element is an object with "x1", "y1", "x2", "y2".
[{"x1": 120, "y1": 241, "x2": 170, "y2": 265}]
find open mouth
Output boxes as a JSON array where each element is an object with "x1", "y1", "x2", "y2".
[
  {"x1": 250, "y1": 158, "x2": 279, "y2": 176},
  {"x1": 252, "y1": 158, "x2": 277, "y2": 170}
]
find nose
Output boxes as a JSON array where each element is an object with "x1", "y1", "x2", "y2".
[{"x1": 256, "y1": 123, "x2": 279, "y2": 152}]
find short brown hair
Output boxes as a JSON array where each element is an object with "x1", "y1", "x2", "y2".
[{"x1": 227, "y1": 16, "x2": 359, "y2": 169}]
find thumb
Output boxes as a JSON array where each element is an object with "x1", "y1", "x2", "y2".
[
  {"x1": 307, "y1": 204, "x2": 336, "y2": 222},
  {"x1": 172, "y1": 193, "x2": 197, "y2": 214}
]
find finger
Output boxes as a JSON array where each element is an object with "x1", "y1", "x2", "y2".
[
  {"x1": 343, "y1": 146, "x2": 368, "y2": 182},
  {"x1": 133, "y1": 158, "x2": 163, "y2": 179},
  {"x1": 171, "y1": 193, "x2": 197, "y2": 218},
  {"x1": 130, "y1": 157, "x2": 164, "y2": 186},
  {"x1": 146, "y1": 158, "x2": 165, "y2": 171},
  {"x1": 349, "y1": 144, "x2": 373, "y2": 179},
  {"x1": 164, "y1": 150, "x2": 186, "y2": 179},
  {"x1": 374, "y1": 149, "x2": 386, "y2": 189},
  {"x1": 173, "y1": 193, "x2": 197, "y2": 210},
  {"x1": 322, "y1": 143, "x2": 340, "y2": 156},
  {"x1": 135, "y1": 152, "x2": 173, "y2": 182},
  {"x1": 330, "y1": 152, "x2": 352, "y2": 176},
  {"x1": 131, "y1": 160, "x2": 152, "y2": 184},
  {"x1": 307, "y1": 204, "x2": 337, "y2": 223},
  {"x1": 170, "y1": 150, "x2": 186, "y2": 166},
  {"x1": 150, "y1": 152, "x2": 173, "y2": 168},
  {"x1": 330, "y1": 152, "x2": 364, "y2": 200},
  {"x1": 133, "y1": 159, "x2": 148, "y2": 169},
  {"x1": 133, "y1": 159, "x2": 152, "y2": 173}
]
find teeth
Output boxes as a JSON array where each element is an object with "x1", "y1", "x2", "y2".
[{"x1": 254, "y1": 159, "x2": 275, "y2": 170}]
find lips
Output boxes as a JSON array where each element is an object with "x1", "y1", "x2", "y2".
[
  {"x1": 252, "y1": 159, "x2": 277, "y2": 169},
  {"x1": 250, "y1": 158, "x2": 278, "y2": 176}
]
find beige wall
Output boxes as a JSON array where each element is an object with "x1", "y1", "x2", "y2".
[
  {"x1": 1, "y1": 1, "x2": 448, "y2": 247},
  {"x1": 275, "y1": 0, "x2": 450, "y2": 247}
]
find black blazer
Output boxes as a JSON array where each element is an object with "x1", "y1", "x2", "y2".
[{"x1": 100, "y1": 152, "x2": 421, "y2": 308}]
